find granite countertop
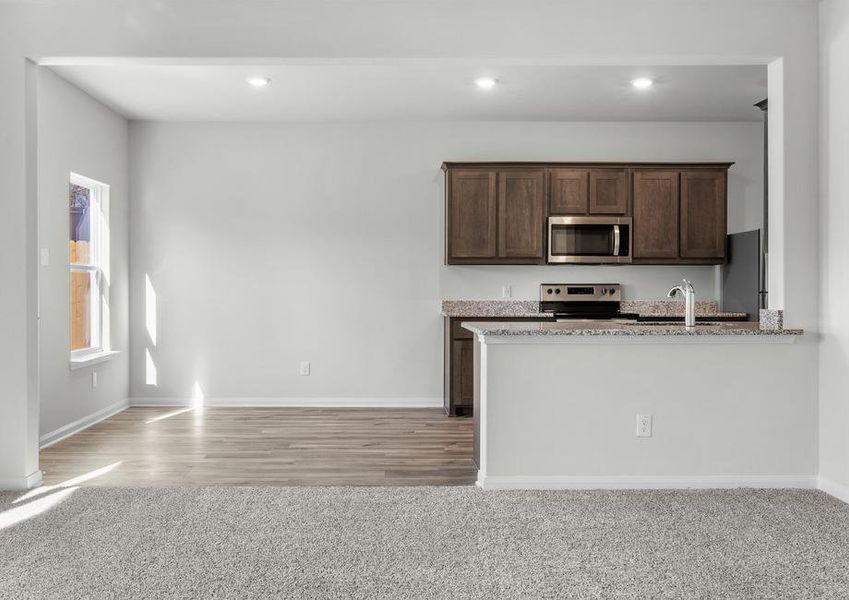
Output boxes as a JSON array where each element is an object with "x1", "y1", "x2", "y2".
[
  {"x1": 441, "y1": 300, "x2": 553, "y2": 318},
  {"x1": 620, "y1": 300, "x2": 747, "y2": 320},
  {"x1": 441, "y1": 299, "x2": 746, "y2": 320},
  {"x1": 461, "y1": 321, "x2": 803, "y2": 337}
]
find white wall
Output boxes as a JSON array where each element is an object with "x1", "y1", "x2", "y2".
[
  {"x1": 479, "y1": 338, "x2": 816, "y2": 484},
  {"x1": 130, "y1": 120, "x2": 762, "y2": 401},
  {"x1": 37, "y1": 68, "x2": 130, "y2": 438},
  {"x1": 0, "y1": 0, "x2": 820, "y2": 487},
  {"x1": 818, "y1": 0, "x2": 849, "y2": 494}
]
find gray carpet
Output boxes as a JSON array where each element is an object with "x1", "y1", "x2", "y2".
[{"x1": 1, "y1": 487, "x2": 849, "y2": 599}]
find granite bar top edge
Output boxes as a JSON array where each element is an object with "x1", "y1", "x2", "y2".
[{"x1": 461, "y1": 321, "x2": 804, "y2": 337}]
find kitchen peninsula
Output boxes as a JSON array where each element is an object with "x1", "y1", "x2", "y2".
[
  {"x1": 465, "y1": 318, "x2": 808, "y2": 490},
  {"x1": 441, "y1": 157, "x2": 813, "y2": 491},
  {"x1": 443, "y1": 295, "x2": 749, "y2": 416}
]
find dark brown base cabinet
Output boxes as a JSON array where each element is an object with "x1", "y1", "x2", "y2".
[
  {"x1": 443, "y1": 162, "x2": 733, "y2": 266},
  {"x1": 444, "y1": 317, "x2": 546, "y2": 417}
]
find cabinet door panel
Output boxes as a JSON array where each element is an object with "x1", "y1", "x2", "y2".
[
  {"x1": 589, "y1": 169, "x2": 629, "y2": 214},
  {"x1": 680, "y1": 171, "x2": 727, "y2": 259},
  {"x1": 550, "y1": 169, "x2": 589, "y2": 215},
  {"x1": 448, "y1": 170, "x2": 497, "y2": 260},
  {"x1": 633, "y1": 171, "x2": 680, "y2": 259},
  {"x1": 498, "y1": 170, "x2": 545, "y2": 259},
  {"x1": 452, "y1": 339, "x2": 474, "y2": 409}
]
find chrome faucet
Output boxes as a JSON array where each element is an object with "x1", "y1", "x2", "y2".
[{"x1": 667, "y1": 279, "x2": 696, "y2": 329}]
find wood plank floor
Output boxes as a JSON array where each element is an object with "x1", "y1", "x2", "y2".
[{"x1": 39, "y1": 407, "x2": 476, "y2": 487}]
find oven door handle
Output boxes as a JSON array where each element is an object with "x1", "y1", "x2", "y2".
[{"x1": 612, "y1": 225, "x2": 621, "y2": 257}]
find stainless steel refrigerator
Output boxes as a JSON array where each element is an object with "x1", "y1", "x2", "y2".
[{"x1": 721, "y1": 229, "x2": 766, "y2": 321}]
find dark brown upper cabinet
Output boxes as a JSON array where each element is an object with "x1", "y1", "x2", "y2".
[
  {"x1": 498, "y1": 170, "x2": 545, "y2": 259},
  {"x1": 446, "y1": 170, "x2": 498, "y2": 260},
  {"x1": 680, "y1": 170, "x2": 727, "y2": 260},
  {"x1": 550, "y1": 169, "x2": 589, "y2": 215},
  {"x1": 445, "y1": 167, "x2": 544, "y2": 264},
  {"x1": 589, "y1": 169, "x2": 629, "y2": 214},
  {"x1": 443, "y1": 162, "x2": 732, "y2": 266},
  {"x1": 549, "y1": 168, "x2": 628, "y2": 215},
  {"x1": 633, "y1": 171, "x2": 680, "y2": 259}
]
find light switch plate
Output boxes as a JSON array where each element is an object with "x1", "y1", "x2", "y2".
[
  {"x1": 502, "y1": 285, "x2": 512, "y2": 299},
  {"x1": 40, "y1": 248, "x2": 50, "y2": 267},
  {"x1": 299, "y1": 361, "x2": 310, "y2": 376}
]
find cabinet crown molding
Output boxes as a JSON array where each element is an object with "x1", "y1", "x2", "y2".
[{"x1": 442, "y1": 161, "x2": 735, "y2": 170}]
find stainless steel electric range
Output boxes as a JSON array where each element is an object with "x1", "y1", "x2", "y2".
[{"x1": 539, "y1": 283, "x2": 639, "y2": 322}]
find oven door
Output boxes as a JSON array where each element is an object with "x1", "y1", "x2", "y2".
[{"x1": 548, "y1": 216, "x2": 632, "y2": 264}]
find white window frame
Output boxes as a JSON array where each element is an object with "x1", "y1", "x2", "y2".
[{"x1": 69, "y1": 173, "x2": 115, "y2": 367}]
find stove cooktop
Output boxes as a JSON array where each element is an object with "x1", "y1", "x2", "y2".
[{"x1": 552, "y1": 312, "x2": 640, "y2": 321}]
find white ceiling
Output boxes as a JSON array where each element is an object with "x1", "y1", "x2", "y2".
[{"x1": 49, "y1": 63, "x2": 767, "y2": 122}]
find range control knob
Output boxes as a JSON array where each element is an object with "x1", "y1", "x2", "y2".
[
  {"x1": 601, "y1": 288, "x2": 608, "y2": 295},
  {"x1": 555, "y1": 288, "x2": 561, "y2": 294},
  {"x1": 609, "y1": 288, "x2": 617, "y2": 295},
  {"x1": 547, "y1": 288, "x2": 553, "y2": 295}
]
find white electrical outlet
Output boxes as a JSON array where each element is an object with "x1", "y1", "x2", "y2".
[
  {"x1": 91, "y1": 372, "x2": 98, "y2": 389},
  {"x1": 40, "y1": 248, "x2": 50, "y2": 267},
  {"x1": 636, "y1": 414, "x2": 652, "y2": 437},
  {"x1": 299, "y1": 361, "x2": 311, "y2": 376},
  {"x1": 502, "y1": 285, "x2": 512, "y2": 298}
]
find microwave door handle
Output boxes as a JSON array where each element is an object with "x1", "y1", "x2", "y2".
[
  {"x1": 612, "y1": 225, "x2": 621, "y2": 256},
  {"x1": 547, "y1": 219, "x2": 555, "y2": 262}
]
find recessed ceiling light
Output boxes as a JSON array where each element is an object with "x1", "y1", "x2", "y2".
[
  {"x1": 247, "y1": 77, "x2": 271, "y2": 88},
  {"x1": 475, "y1": 77, "x2": 498, "y2": 90},
  {"x1": 631, "y1": 77, "x2": 654, "y2": 90}
]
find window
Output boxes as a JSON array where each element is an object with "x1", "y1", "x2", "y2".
[{"x1": 69, "y1": 173, "x2": 111, "y2": 362}]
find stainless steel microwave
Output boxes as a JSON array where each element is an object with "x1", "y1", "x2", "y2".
[{"x1": 547, "y1": 216, "x2": 633, "y2": 264}]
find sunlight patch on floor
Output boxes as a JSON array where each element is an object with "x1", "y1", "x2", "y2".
[
  {"x1": 13, "y1": 461, "x2": 122, "y2": 504},
  {"x1": 145, "y1": 408, "x2": 193, "y2": 424},
  {"x1": 1, "y1": 487, "x2": 78, "y2": 531}
]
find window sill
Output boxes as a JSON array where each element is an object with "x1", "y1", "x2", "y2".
[{"x1": 70, "y1": 350, "x2": 120, "y2": 371}]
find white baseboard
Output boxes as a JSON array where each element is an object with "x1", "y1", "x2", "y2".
[
  {"x1": 129, "y1": 396, "x2": 443, "y2": 409},
  {"x1": 0, "y1": 469, "x2": 43, "y2": 491},
  {"x1": 40, "y1": 398, "x2": 129, "y2": 449},
  {"x1": 478, "y1": 473, "x2": 818, "y2": 490},
  {"x1": 818, "y1": 476, "x2": 849, "y2": 504}
]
